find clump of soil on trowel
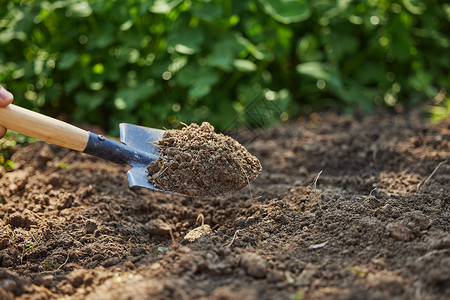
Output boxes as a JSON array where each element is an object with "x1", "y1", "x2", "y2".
[{"x1": 147, "y1": 122, "x2": 262, "y2": 197}]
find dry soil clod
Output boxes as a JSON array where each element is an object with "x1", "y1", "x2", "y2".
[{"x1": 147, "y1": 122, "x2": 262, "y2": 197}]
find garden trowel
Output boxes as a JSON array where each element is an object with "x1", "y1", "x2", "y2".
[{"x1": 0, "y1": 104, "x2": 165, "y2": 191}]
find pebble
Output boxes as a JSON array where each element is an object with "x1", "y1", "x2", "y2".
[
  {"x1": 41, "y1": 275, "x2": 54, "y2": 288},
  {"x1": 240, "y1": 253, "x2": 267, "y2": 279},
  {"x1": 184, "y1": 225, "x2": 213, "y2": 242},
  {"x1": 267, "y1": 269, "x2": 284, "y2": 283},
  {"x1": 405, "y1": 211, "x2": 432, "y2": 230},
  {"x1": 145, "y1": 219, "x2": 172, "y2": 235},
  {"x1": 386, "y1": 221, "x2": 412, "y2": 241}
]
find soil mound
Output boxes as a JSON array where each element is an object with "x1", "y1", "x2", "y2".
[{"x1": 147, "y1": 122, "x2": 262, "y2": 197}]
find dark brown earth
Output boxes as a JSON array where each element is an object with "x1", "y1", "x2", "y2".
[
  {"x1": 0, "y1": 109, "x2": 449, "y2": 300},
  {"x1": 147, "y1": 122, "x2": 262, "y2": 197}
]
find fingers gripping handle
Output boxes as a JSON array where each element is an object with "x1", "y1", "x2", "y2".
[{"x1": 0, "y1": 104, "x2": 89, "y2": 151}]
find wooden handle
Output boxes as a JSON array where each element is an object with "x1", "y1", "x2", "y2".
[{"x1": 0, "y1": 104, "x2": 89, "y2": 152}]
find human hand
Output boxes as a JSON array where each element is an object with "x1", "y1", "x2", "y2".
[{"x1": 0, "y1": 86, "x2": 14, "y2": 138}]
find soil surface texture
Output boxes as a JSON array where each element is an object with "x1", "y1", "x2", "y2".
[
  {"x1": 0, "y1": 109, "x2": 449, "y2": 300},
  {"x1": 147, "y1": 122, "x2": 262, "y2": 197}
]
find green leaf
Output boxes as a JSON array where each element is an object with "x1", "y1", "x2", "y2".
[
  {"x1": 149, "y1": 0, "x2": 183, "y2": 14},
  {"x1": 120, "y1": 20, "x2": 133, "y2": 31},
  {"x1": 75, "y1": 91, "x2": 106, "y2": 111},
  {"x1": 88, "y1": 24, "x2": 115, "y2": 49},
  {"x1": 191, "y1": 2, "x2": 223, "y2": 22},
  {"x1": 189, "y1": 84, "x2": 211, "y2": 98},
  {"x1": 258, "y1": 0, "x2": 311, "y2": 24},
  {"x1": 167, "y1": 28, "x2": 204, "y2": 55},
  {"x1": 296, "y1": 62, "x2": 331, "y2": 81},
  {"x1": 58, "y1": 51, "x2": 79, "y2": 70},
  {"x1": 444, "y1": 4, "x2": 450, "y2": 22},
  {"x1": 114, "y1": 83, "x2": 157, "y2": 110},
  {"x1": 206, "y1": 34, "x2": 243, "y2": 71},
  {"x1": 233, "y1": 59, "x2": 257, "y2": 72},
  {"x1": 293, "y1": 290, "x2": 305, "y2": 300},
  {"x1": 177, "y1": 65, "x2": 220, "y2": 87},
  {"x1": 296, "y1": 34, "x2": 323, "y2": 62},
  {"x1": 4, "y1": 160, "x2": 14, "y2": 171},
  {"x1": 236, "y1": 34, "x2": 266, "y2": 60},
  {"x1": 68, "y1": 1, "x2": 93, "y2": 17},
  {"x1": 402, "y1": 0, "x2": 425, "y2": 15},
  {"x1": 58, "y1": 163, "x2": 71, "y2": 169},
  {"x1": 296, "y1": 62, "x2": 343, "y2": 91},
  {"x1": 177, "y1": 64, "x2": 220, "y2": 98}
]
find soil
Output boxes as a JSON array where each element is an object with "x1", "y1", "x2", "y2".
[
  {"x1": 0, "y1": 109, "x2": 449, "y2": 300},
  {"x1": 147, "y1": 122, "x2": 262, "y2": 197}
]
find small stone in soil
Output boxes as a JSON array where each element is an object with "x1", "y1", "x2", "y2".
[
  {"x1": 386, "y1": 221, "x2": 412, "y2": 242},
  {"x1": 145, "y1": 219, "x2": 172, "y2": 235},
  {"x1": 240, "y1": 253, "x2": 267, "y2": 279},
  {"x1": 184, "y1": 225, "x2": 213, "y2": 242},
  {"x1": 147, "y1": 122, "x2": 262, "y2": 197},
  {"x1": 41, "y1": 275, "x2": 54, "y2": 288}
]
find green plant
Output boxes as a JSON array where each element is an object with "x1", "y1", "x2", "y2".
[
  {"x1": 44, "y1": 260, "x2": 61, "y2": 271},
  {"x1": 293, "y1": 290, "x2": 305, "y2": 300},
  {"x1": 0, "y1": 0, "x2": 448, "y2": 135},
  {"x1": 426, "y1": 92, "x2": 450, "y2": 123},
  {"x1": 0, "y1": 131, "x2": 36, "y2": 170},
  {"x1": 58, "y1": 162, "x2": 72, "y2": 169},
  {"x1": 21, "y1": 240, "x2": 37, "y2": 261}
]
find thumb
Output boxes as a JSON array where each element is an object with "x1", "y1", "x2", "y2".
[{"x1": 0, "y1": 86, "x2": 14, "y2": 106}]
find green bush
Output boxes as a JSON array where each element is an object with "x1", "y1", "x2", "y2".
[{"x1": 0, "y1": 0, "x2": 449, "y2": 134}]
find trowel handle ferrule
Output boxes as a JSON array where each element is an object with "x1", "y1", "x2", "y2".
[
  {"x1": 0, "y1": 104, "x2": 89, "y2": 151},
  {"x1": 83, "y1": 131, "x2": 154, "y2": 166}
]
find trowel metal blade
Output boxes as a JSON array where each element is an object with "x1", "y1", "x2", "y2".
[
  {"x1": 119, "y1": 123, "x2": 165, "y2": 190},
  {"x1": 119, "y1": 123, "x2": 164, "y2": 155},
  {"x1": 126, "y1": 164, "x2": 162, "y2": 190}
]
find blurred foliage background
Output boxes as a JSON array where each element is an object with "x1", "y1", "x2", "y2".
[{"x1": 0, "y1": 0, "x2": 449, "y2": 135}]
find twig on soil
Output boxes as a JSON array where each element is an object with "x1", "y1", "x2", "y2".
[
  {"x1": 169, "y1": 228, "x2": 177, "y2": 246},
  {"x1": 225, "y1": 230, "x2": 240, "y2": 248},
  {"x1": 372, "y1": 144, "x2": 378, "y2": 169},
  {"x1": 417, "y1": 160, "x2": 447, "y2": 191},
  {"x1": 57, "y1": 252, "x2": 70, "y2": 271},
  {"x1": 312, "y1": 171, "x2": 323, "y2": 210},
  {"x1": 196, "y1": 213, "x2": 205, "y2": 226},
  {"x1": 246, "y1": 174, "x2": 254, "y2": 200}
]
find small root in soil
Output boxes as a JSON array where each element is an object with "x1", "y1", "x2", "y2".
[
  {"x1": 225, "y1": 230, "x2": 240, "y2": 248},
  {"x1": 417, "y1": 160, "x2": 447, "y2": 191},
  {"x1": 308, "y1": 170, "x2": 323, "y2": 210}
]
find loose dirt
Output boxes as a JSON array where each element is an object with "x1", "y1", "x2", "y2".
[
  {"x1": 147, "y1": 122, "x2": 262, "y2": 197},
  {"x1": 0, "y1": 109, "x2": 449, "y2": 300}
]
